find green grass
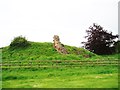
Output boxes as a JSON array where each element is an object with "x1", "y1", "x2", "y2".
[
  {"x1": 2, "y1": 42, "x2": 98, "y2": 61},
  {"x1": 2, "y1": 66, "x2": 118, "y2": 88},
  {"x1": 2, "y1": 42, "x2": 118, "y2": 61},
  {"x1": 1, "y1": 42, "x2": 119, "y2": 88}
]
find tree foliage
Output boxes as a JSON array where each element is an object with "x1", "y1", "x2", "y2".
[
  {"x1": 82, "y1": 23, "x2": 118, "y2": 55},
  {"x1": 10, "y1": 36, "x2": 30, "y2": 49},
  {"x1": 114, "y1": 40, "x2": 120, "y2": 53}
]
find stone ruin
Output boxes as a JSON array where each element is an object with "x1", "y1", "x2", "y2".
[{"x1": 53, "y1": 35, "x2": 68, "y2": 54}]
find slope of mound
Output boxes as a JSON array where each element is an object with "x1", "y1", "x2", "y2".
[{"x1": 2, "y1": 42, "x2": 97, "y2": 61}]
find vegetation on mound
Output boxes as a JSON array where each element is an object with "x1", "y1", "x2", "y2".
[
  {"x1": 2, "y1": 42, "x2": 98, "y2": 61},
  {"x1": 82, "y1": 23, "x2": 118, "y2": 55},
  {"x1": 9, "y1": 36, "x2": 30, "y2": 49}
]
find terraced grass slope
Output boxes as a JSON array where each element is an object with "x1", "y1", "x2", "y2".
[
  {"x1": 2, "y1": 42, "x2": 98, "y2": 61},
  {"x1": 2, "y1": 42, "x2": 118, "y2": 88}
]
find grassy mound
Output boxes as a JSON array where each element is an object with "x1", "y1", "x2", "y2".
[
  {"x1": 2, "y1": 42, "x2": 118, "y2": 88},
  {"x1": 2, "y1": 42, "x2": 98, "y2": 61}
]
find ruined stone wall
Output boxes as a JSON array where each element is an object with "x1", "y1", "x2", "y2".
[{"x1": 53, "y1": 35, "x2": 68, "y2": 54}]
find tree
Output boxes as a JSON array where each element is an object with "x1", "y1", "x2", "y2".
[
  {"x1": 10, "y1": 36, "x2": 30, "y2": 49},
  {"x1": 114, "y1": 40, "x2": 120, "y2": 53},
  {"x1": 82, "y1": 23, "x2": 118, "y2": 55}
]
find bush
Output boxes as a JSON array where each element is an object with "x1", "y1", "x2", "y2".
[{"x1": 10, "y1": 36, "x2": 30, "y2": 49}]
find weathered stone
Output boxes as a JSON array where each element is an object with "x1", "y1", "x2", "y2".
[{"x1": 53, "y1": 35, "x2": 68, "y2": 54}]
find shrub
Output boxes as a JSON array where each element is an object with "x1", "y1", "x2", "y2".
[{"x1": 10, "y1": 36, "x2": 30, "y2": 49}]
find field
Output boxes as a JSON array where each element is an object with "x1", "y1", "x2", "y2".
[
  {"x1": 2, "y1": 65, "x2": 118, "y2": 88},
  {"x1": 2, "y1": 59, "x2": 118, "y2": 88},
  {"x1": 1, "y1": 42, "x2": 119, "y2": 88}
]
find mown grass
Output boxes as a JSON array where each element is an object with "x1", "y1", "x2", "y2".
[{"x1": 2, "y1": 65, "x2": 118, "y2": 88}]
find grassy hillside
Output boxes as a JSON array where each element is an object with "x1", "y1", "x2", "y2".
[
  {"x1": 2, "y1": 42, "x2": 118, "y2": 88},
  {"x1": 2, "y1": 42, "x2": 99, "y2": 61}
]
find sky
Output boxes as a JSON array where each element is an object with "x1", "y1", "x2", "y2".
[{"x1": 0, "y1": 0, "x2": 119, "y2": 48}]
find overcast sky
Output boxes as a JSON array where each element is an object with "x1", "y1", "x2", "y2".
[{"x1": 0, "y1": 0, "x2": 119, "y2": 48}]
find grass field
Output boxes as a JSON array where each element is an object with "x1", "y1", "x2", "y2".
[
  {"x1": 1, "y1": 42, "x2": 119, "y2": 88},
  {"x1": 2, "y1": 65, "x2": 118, "y2": 88}
]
